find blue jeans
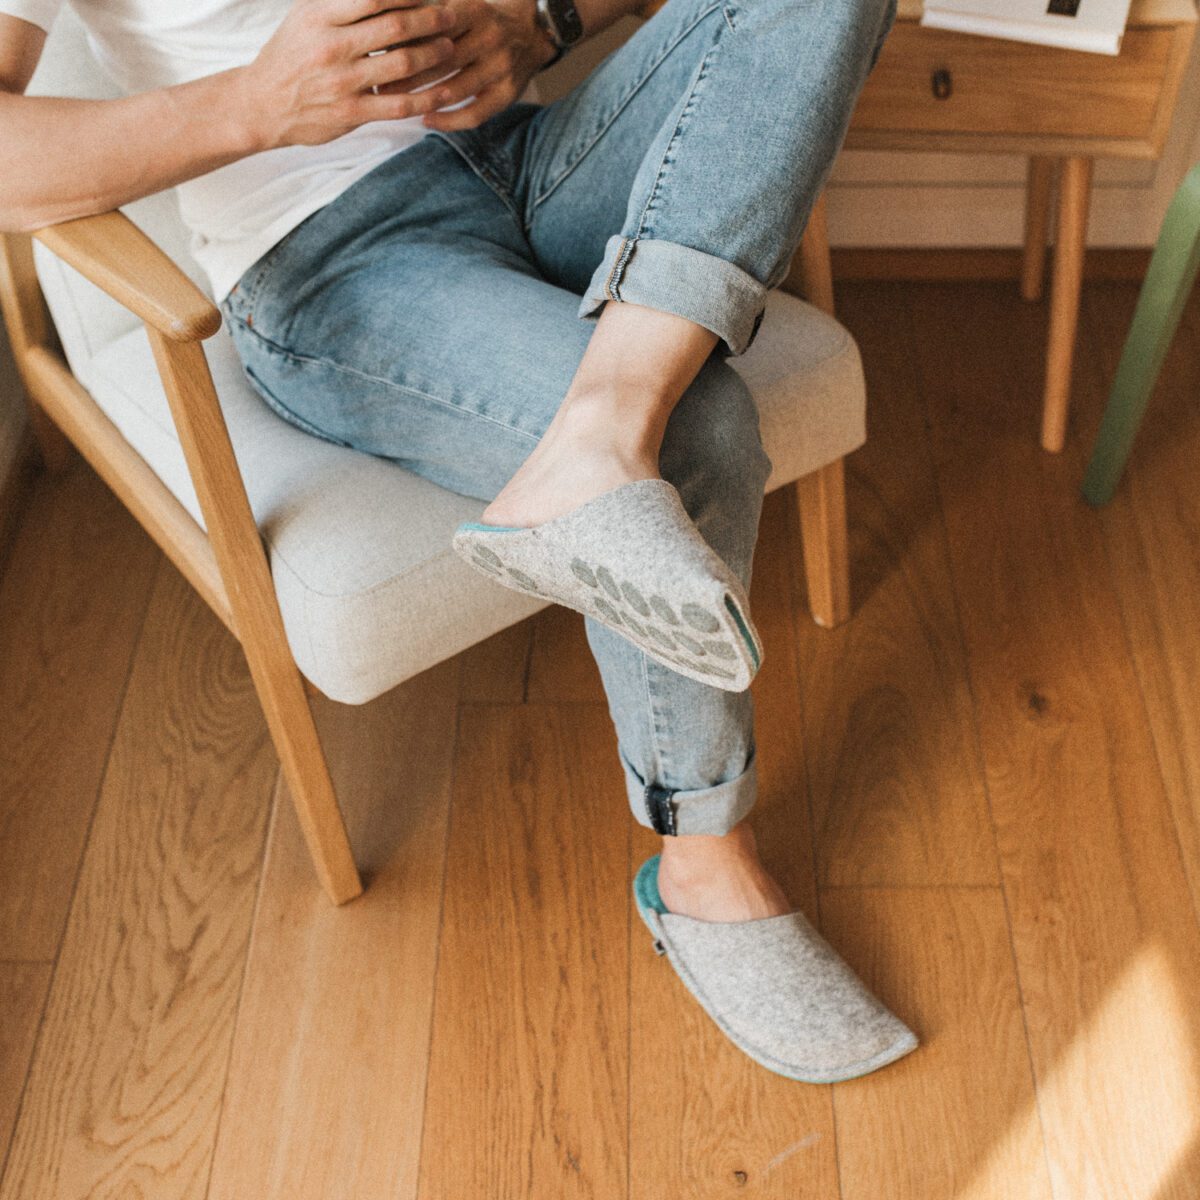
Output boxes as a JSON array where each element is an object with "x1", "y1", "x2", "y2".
[{"x1": 223, "y1": 0, "x2": 895, "y2": 837}]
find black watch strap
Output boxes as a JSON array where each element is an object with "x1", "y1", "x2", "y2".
[{"x1": 535, "y1": 0, "x2": 584, "y2": 64}]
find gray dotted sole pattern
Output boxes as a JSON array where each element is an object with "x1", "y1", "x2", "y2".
[{"x1": 452, "y1": 481, "x2": 762, "y2": 693}]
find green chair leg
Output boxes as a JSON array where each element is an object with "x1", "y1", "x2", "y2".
[{"x1": 1082, "y1": 163, "x2": 1200, "y2": 507}]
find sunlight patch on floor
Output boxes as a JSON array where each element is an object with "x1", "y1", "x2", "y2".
[{"x1": 960, "y1": 941, "x2": 1199, "y2": 1200}]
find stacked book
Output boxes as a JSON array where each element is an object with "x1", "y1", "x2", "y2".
[{"x1": 921, "y1": 0, "x2": 1134, "y2": 54}]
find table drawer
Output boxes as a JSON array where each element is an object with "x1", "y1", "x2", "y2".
[{"x1": 852, "y1": 22, "x2": 1176, "y2": 143}]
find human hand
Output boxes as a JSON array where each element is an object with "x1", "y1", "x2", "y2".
[
  {"x1": 242, "y1": 0, "x2": 462, "y2": 149},
  {"x1": 387, "y1": 0, "x2": 557, "y2": 132}
]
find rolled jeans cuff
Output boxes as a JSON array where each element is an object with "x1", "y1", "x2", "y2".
[
  {"x1": 622, "y1": 748, "x2": 758, "y2": 838},
  {"x1": 578, "y1": 235, "x2": 768, "y2": 357}
]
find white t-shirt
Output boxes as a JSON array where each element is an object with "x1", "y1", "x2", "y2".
[{"x1": 3, "y1": 0, "x2": 431, "y2": 299}]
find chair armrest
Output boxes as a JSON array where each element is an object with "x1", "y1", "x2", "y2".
[{"x1": 33, "y1": 210, "x2": 221, "y2": 342}]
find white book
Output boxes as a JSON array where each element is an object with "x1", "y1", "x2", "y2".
[{"x1": 921, "y1": 0, "x2": 1133, "y2": 55}]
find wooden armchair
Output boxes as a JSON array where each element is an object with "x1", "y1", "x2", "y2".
[{"x1": 0, "y1": 11, "x2": 860, "y2": 906}]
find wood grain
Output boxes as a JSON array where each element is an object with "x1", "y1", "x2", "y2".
[
  {"x1": 206, "y1": 662, "x2": 458, "y2": 1200},
  {"x1": 1084, "y1": 282, "x2": 1200, "y2": 930},
  {"x1": 627, "y1": 493, "x2": 839, "y2": 1200},
  {"x1": 149, "y1": 333, "x2": 360, "y2": 905},
  {"x1": 794, "y1": 284, "x2": 996, "y2": 888},
  {"x1": 0, "y1": 559, "x2": 276, "y2": 1200},
  {"x1": 458, "y1": 618, "x2": 534, "y2": 703},
  {"x1": 0, "y1": 462, "x2": 158, "y2": 960},
  {"x1": 419, "y1": 702, "x2": 628, "y2": 1200},
  {"x1": 525, "y1": 606, "x2": 607, "y2": 703},
  {"x1": 1021, "y1": 157, "x2": 1057, "y2": 304},
  {"x1": 0, "y1": 962, "x2": 52, "y2": 1169},
  {"x1": 794, "y1": 460, "x2": 852, "y2": 629},
  {"x1": 34, "y1": 215, "x2": 220, "y2": 342},
  {"x1": 854, "y1": 25, "x2": 1173, "y2": 144},
  {"x1": 19, "y1": 348, "x2": 233, "y2": 633},
  {"x1": 823, "y1": 888, "x2": 1052, "y2": 1200},
  {"x1": 909, "y1": 280, "x2": 1200, "y2": 1200},
  {"x1": 1042, "y1": 157, "x2": 1094, "y2": 453}
]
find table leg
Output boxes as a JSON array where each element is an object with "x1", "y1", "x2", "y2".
[
  {"x1": 1042, "y1": 155, "x2": 1093, "y2": 453},
  {"x1": 1021, "y1": 156, "x2": 1057, "y2": 302}
]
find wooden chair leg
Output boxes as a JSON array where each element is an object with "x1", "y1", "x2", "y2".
[
  {"x1": 0, "y1": 234, "x2": 73, "y2": 472},
  {"x1": 1042, "y1": 155, "x2": 1094, "y2": 453},
  {"x1": 793, "y1": 198, "x2": 849, "y2": 628},
  {"x1": 24, "y1": 400, "x2": 73, "y2": 473},
  {"x1": 148, "y1": 332, "x2": 362, "y2": 905},
  {"x1": 795, "y1": 458, "x2": 851, "y2": 628},
  {"x1": 1082, "y1": 164, "x2": 1200, "y2": 506},
  {"x1": 796, "y1": 192, "x2": 836, "y2": 317},
  {"x1": 1021, "y1": 156, "x2": 1057, "y2": 303}
]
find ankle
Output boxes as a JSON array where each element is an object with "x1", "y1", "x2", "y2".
[
  {"x1": 556, "y1": 384, "x2": 674, "y2": 447},
  {"x1": 659, "y1": 822, "x2": 760, "y2": 879}
]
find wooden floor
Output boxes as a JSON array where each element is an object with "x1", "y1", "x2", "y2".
[{"x1": 2, "y1": 278, "x2": 1199, "y2": 1200}]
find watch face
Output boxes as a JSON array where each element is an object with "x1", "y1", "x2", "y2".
[{"x1": 548, "y1": 0, "x2": 585, "y2": 45}]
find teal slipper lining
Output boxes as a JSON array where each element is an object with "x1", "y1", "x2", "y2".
[
  {"x1": 457, "y1": 521, "x2": 523, "y2": 533},
  {"x1": 634, "y1": 854, "x2": 668, "y2": 916},
  {"x1": 724, "y1": 595, "x2": 760, "y2": 669}
]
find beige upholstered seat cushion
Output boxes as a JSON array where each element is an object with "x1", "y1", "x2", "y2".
[
  {"x1": 76, "y1": 302, "x2": 863, "y2": 704},
  {"x1": 29, "y1": 6, "x2": 866, "y2": 705}
]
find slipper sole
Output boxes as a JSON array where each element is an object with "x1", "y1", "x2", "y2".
[{"x1": 453, "y1": 481, "x2": 762, "y2": 693}]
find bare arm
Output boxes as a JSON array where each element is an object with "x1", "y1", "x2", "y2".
[{"x1": 0, "y1": 0, "x2": 461, "y2": 232}]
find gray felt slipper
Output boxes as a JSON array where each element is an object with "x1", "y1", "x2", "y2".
[
  {"x1": 453, "y1": 479, "x2": 762, "y2": 692},
  {"x1": 634, "y1": 855, "x2": 918, "y2": 1083}
]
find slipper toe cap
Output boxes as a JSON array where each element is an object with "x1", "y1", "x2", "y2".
[{"x1": 656, "y1": 908, "x2": 918, "y2": 1083}]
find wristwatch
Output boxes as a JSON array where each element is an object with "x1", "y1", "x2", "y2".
[{"x1": 534, "y1": 0, "x2": 585, "y2": 69}]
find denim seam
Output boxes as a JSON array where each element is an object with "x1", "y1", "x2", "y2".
[
  {"x1": 227, "y1": 315, "x2": 541, "y2": 448},
  {"x1": 640, "y1": 647, "x2": 668, "y2": 788},
  {"x1": 424, "y1": 130, "x2": 527, "y2": 236},
  {"x1": 528, "y1": 0, "x2": 725, "y2": 215},
  {"x1": 604, "y1": 237, "x2": 636, "y2": 301},
  {"x1": 632, "y1": 22, "x2": 728, "y2": 245},
  {"x1": 640, "y1": 649, "x2": 682, "y2": 835}
]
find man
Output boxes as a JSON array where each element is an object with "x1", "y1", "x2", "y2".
[{"x1": 0, "y1": 0, "x2": 915, "y2": 1081}]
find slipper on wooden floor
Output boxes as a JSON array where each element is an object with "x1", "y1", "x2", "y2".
[
  {"x1": 634, "y1": 855, "x2": 919, "y2": 1083},
  {"x1": 453, "y1": 479, "x2": 762, "y2": 692}
]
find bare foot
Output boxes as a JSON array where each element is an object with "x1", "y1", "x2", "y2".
[
  {"x1": 482, "y1": 397, "x2": 662, "y2": 529},
  {"x1": 657, "y1": 821, "x2": 792, "y2": 923}
]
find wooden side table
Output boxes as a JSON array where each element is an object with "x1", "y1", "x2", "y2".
[{"x1": 846, "y1": 0, "x2": 1198, "y2": 450}]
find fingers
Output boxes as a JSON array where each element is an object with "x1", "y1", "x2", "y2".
[
  {"x1": 422, "y1": 77, "x2": 517, "y2": 131},
  {"x1": 343, "y1": 2, "x2": 455, "y2": 56},
  {"x1": 355, "y1": 34, "x2": 456, "y2": 89},
  {"x1": 354, "y1": 80, "x2": 451, "y2": 122},
  {"x1": 421, "y1": 28, "x2": 510, "y2": 107},
  {"x1": 322, "y1": 0, "x2": 427, "y2": 27}
]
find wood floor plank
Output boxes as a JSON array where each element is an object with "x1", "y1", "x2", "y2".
[
  {"x1": 823, "y1": 887, "x2": 1052, "y2": 1200},
  {"x1": 206, "y1": 661, "x2": 458, "y2": 1200},
  {"x1": 628, "y1": 492, "x2": 839, "y2": 1200},
  {"x1": 525, "y1": 606, "x2": 607, "y2": 704},
  {"x1": 419, "y1": 702, "x2": 628, "y2": 1200},
  {"x1": 909, "y1": 281, "x2": 1200, "y2": 1200},
  {"x1": 794, "y1": 284, "x2": 997, "y2": 887},
  {"x1": 458, "y1": 619, "x2": 533, "y2": 703},
  {"x1": 0, "y1": 561, "x2": 276, "y2": 1200},
  {"x1": 0, "y1": 462, "x2": 159, "y2": 959},
  {"x1": 1083, "y1": 282, "x2": 1200, "y2": 926},
  {"x1": 0, "y1": 961, "x2": 52, "y2": 1170}
]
